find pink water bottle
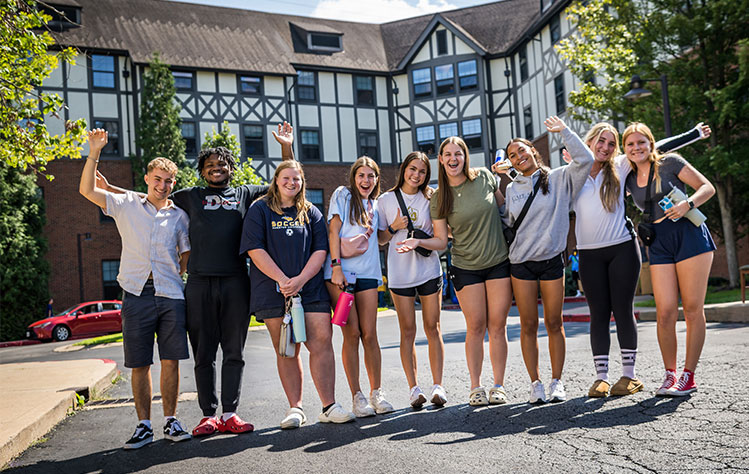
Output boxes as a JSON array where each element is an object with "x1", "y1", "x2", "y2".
[{"x1": 331, "y1": 283, "x2": 355, "y2": 326}]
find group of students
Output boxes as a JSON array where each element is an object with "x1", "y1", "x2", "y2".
[{"x1": 81, "y1": 113, "x2": 715, "y2": 446}]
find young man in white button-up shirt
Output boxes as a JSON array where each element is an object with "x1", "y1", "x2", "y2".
[{"x1": 79, "y1": 129, "x2": 192, "y2": 450}]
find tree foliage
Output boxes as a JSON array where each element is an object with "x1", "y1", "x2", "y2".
[
  {"x1": 134, "y1": 53, "x2": 188, "y2": 191},
  {"x1": 0, "y1": 0, "x2": 87, "y2": 174},
  {"x1": 0, "y1": 162, "x2": 50, "y2": 341}
]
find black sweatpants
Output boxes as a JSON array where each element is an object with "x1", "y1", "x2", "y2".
[
  {"x1": 579, "y1": 239, "x2": 641, "y2": 356},
  {"x1": 186, "y1": 274, "x2": 250, "y2": 416}
]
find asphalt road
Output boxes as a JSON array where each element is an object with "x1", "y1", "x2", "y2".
[{"x1": 3, "y1": 310, "x2": 749, "y2": 473}]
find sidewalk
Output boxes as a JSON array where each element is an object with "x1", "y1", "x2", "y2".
[{"x1": 0, "y1": 359, "x2": 118, "y2": 468}]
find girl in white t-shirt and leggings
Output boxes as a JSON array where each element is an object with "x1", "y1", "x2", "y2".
[{"x1": 377, "y1": 152, "x2": 448, "y2": 408}]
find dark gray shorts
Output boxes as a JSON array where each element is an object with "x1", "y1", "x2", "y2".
[
  {"x1": 254, "y1": 302, "x2": 331, "y2": 322},
  {"x1": 121, "y1": 281, "x2": 189, "y2": 368}
]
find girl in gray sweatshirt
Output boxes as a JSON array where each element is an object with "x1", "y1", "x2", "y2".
[{"x1": 499, "y1": 116, "x2": 593, "y2": 405}]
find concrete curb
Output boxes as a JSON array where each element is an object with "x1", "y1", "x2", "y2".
[
  {"x1": 637, "y1": 301, "x2": 749, "y2": 323},
  {"x1": 0, "y1": 359, "x2": 119, "y2": 468}
]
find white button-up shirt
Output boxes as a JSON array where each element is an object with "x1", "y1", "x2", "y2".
[{"x1": 105, "y1": 191, "x2": 190, "y2": 299}]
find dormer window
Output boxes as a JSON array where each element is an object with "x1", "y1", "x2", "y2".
[
  {"x1": 40, "y1": 2, "x2": 81, "y2": 32},
  {"x1": 290, "y1": 21, "x2": 343, "y2": 54},
  {"x1": 308, "y1": 33, "x2": 342, "y2": 52}
]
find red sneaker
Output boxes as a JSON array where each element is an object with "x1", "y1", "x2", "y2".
[
  {"x1": 192, "y1": 416, "x2": 220, "y2": 437},
  {"x1": 667, "y1": 370, "x2": 697, "y2": 396},
  {"x1": 218, "y1": 414, "x2": 254, "y2": 434},
  {"x1": 655, "y1": 371, "x2": 678, "y2": 396}
]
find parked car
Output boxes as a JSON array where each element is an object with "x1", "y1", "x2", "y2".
[{"x1": 26, "y1": 300, "x2": 122, "y2": 342}]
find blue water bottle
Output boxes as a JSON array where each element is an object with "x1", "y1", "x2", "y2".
[{"x1": 291, "y1": 295, "x2": 306, "y2": 343}]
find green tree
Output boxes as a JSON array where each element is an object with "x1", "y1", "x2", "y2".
[
  {"x1": 557, "y1": 0, "x2": 749, "y2": 286},
  {"x1": 0, "y1": 0, "x2": 87, "y2": 173},
  {"x1": 134, "y1": 53, "x2": 188, "y2": 191},
  {"x1": 0, "y1": 162, "x2": 50, "y2": 341},
  {"x1": 181, "y1": 121, "x2": 265, "y2": 188}
]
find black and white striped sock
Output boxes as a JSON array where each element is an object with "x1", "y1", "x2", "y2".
[
  {"x1": 594, "y1": 355, "x2": 609, "y2": 382},
  {"x1": 622, "y1": 348, "x2": 637, "y2": 379}
]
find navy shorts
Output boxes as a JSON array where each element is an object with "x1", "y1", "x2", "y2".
[
  {"x1": 390, "y1": 276, "x2": 443, "y2": 297},
  {"x1": 254, "y1": 302, "x2": 331, "y2": 322},
  {"x1": 121, "y1": 281, "x2": 189, "y2": 368},
  {"x1": 649, "y1": 219, "x2": 716, "y2": 265},
  {"x1": 326, "y1": 278, "x2": 379, "y2": 293},
  {"x1": 511, "y1": 253, "x2": 565, "y2": 281},
  {"x1": 450, "y1": 259, "x2": 511, "y2": 292}
]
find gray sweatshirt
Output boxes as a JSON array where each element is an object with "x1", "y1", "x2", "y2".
[{"x1": 502, "y1": 127, "x2": 594, "y2": 263}]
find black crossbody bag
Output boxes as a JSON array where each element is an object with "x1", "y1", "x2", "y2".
[
  {"x1": 504, "y1": 178, "x2": 542, "y2": 246},
  {"x1": 637, "y1": 165, "x2": 656, "y2": 246},
  {"x1": 394, "y1": 189, "x2": 433, "y2": 257}
]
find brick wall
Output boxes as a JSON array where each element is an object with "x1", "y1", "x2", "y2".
[{"x1": 302, "y1": 162, "x2": 400, "y2": 213}]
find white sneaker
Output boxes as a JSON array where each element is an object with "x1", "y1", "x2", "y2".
[
  {"x1": 280, "y1": 407, "x2": 306, "y2": 429},
  {"x1": 370, "y1": 388, "x2": 395, "y2": 414},
  {"x1": 430, "y1": 384, "x2": 447, "y2": 406},
  {"x1": 489, "y1": 386, "x2": 508, "y2": 405},
  {"x1": 529, "y1": 380, "x2": 546, "y2": 404},
  {"x1": 655, "y1": 371, "x2": 678, "y2": 396},
  {"x1": 318, "y1": 403, "x2": 355, "y2": 424},
  {"x1": 468, "y1": 387, "x2": 489, "y2": 406},
  {"x1": 549, "y1": 379, "x2": 566, "y2": 402},
  {"x1": 352, "y1": 391, "x2": 376, "y2": 417},
  {"x1": 409, "y1": 386, "x2": 427, "y2": 409}
]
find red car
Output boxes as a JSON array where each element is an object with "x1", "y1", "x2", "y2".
[{"x1": 26, "y1": 300, "x2": 122, "y2": 342}]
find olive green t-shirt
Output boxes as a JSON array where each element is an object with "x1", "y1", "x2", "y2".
[{"x1": 430, "y1": 168, "x2": 508, "y2": 270}]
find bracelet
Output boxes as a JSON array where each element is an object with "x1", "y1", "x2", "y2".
[
  {"x1": 330, "y1": 258, "x2": 341, "y2": 268},
  {"x1": 387, "y1": 225, "x2": 396, "y2": 235},
  {"x1": 87, "y1": 157, "x2": 99, "y2": 163}
]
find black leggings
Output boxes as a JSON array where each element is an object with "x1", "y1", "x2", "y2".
[{"x1": 579, "y1": 239, "x2": 641, "y2": 356}]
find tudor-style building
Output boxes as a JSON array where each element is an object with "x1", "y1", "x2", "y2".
[{"x1": 38, "y1": 0, "x2": 590, "y2": 308}]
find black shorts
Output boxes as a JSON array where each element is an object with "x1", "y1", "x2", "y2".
[
  {"x1": 450, "y1": 259, "x2": 511, "y2": 292},
  {"x1": 511, "y1": 253, "x2": 565, "y2": 281},
  {"x1": 254, "y1": 302, "x2": 331, "y2": 322},
  {"x1": 326, "y1": 278, "x2": 379, "y2": 293},
  {"x1": 390, "y1": 276, "x2": 443, "y2": 297},
  {"x1": 121, "y1": 281, "x2": 189, "y2": 368}
]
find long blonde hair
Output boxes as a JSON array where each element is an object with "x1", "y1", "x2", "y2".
[
  {"x1": 264, "y1": 161, "x2": 312, "y2": 225},
  {"x1": 623, "y1": 122, "x2": 663, "y2": 193},
  {"x1": 435, "y1": 136, "x2": 478, "y2": 218},
  {"x1": 348, "y1": 156, "x2": 380, "y2": 227},
  {"x1": 584, "y1": 123, "x2": 621, "y2": 213}
]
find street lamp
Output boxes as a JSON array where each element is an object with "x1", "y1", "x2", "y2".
[
  {"x1": 624, "y1": 74, "x2": 672, "y2": 136},
  {"x1": 77, "y1": 232, "x2": 91, "y2": 302}
]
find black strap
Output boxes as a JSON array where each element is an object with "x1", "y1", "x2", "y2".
[
  {"x1": 512, "y1": 177, "x2": 542, "y2": 234},
  {"x1": 394, "y1": 189, "x2": 415, "y2": 233},
  {"x1": 642, "y1": 165, "x2": 655, "y2": 223}
]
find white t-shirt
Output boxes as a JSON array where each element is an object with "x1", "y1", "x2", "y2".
[
  {"x1": 573, "y1": 155, "x2": 632, "y2": 250},
  {"x1": 378, "y1": 189, "x2": 441, "y2": 288}
]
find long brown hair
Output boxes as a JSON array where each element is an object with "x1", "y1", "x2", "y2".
[
  {"x1": 263, "y1": 161, "x2": 312, "y2": 224},
  {"x1": 348, "y1": 156, "x2": 380, "y2": 227},
  {"x1": 623, "y1": 122, "x2": 663, "y2": 193},
  {"x1": 435, "y1": 137, "x2": 478, "y2": 218},
  {"x1": 389, "y1": 151, "x2": 432, "y2": 198},
  {"x1": 505, "y1": 138, "x2": 550, "y2": 195},
  {"x1": 584, "y1": 122, "x2": 621, "y2": 213}
]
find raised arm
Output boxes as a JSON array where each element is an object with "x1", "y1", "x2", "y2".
[
  {"x1": 272, "y1": 121, "x2": 295, "y2": 161},
  {"x1": 79, "y1": 129, "x2": 111, "y2": 209},
  {"x1": 544, "y1": 116, "x2": 594, "y2": 196},
  {"x1": 656, "y1": 123, "x2": 711, "y2": 154}
]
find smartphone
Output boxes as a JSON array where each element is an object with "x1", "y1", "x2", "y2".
[
  {"x1": 658, "y1": 196, "x2": 680, "y2": 221},
  {"x1": 494, "y1": 150, "x2": 518, "y2": 180}
]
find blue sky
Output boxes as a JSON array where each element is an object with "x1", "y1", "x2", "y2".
[{"x1": 176, "y1": 0, "x2": 496, "y2": 23}]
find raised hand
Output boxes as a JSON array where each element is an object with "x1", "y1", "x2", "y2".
[
  {"x1": 95, "y1": 170, "x2": 110, "y2": 190},
  {"x1": 87, "y1": 128, "x2": 108, "y2": 153},
  {"x1": 697, "y1": 122, "x2": 711, "y2": 140},
  {"x1": 272, "y1": 121, "x2": 294, "y2": 147},
  {"x1": 561, "y1": 148, "x2": 572, "y2": 164},
  {"x1": 544, "y1": 116, "x2": 567, "y2": 133}
]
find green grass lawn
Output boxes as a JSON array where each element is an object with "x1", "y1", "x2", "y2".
[{"x1": 635, "y1": 288, "x2": 742, "y2": 307}]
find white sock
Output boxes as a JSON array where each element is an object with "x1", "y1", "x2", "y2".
[
  {"x1": 139, "y1": 419, "x2": 152, "y2": 429},
  {"x1": 594, "y1": 355, "x2": 609, "y2": 382},
  {"x1": 221, "y1": 412, "x2": 235, "y2": 422},
  {"x1": 621, "y1": 349, "x2": 637, "y2": 379}
]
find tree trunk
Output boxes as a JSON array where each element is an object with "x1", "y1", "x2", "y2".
[{"x1": 714, "y1": 177, "x2": 739, "y2": 287}]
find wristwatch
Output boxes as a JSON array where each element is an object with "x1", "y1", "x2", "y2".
[
  {"x1": 387, "y1": 225, "x2": 396, "y2": 235},
  {"x1": 687, "y1": 198, "x2": 695, "y2": 210},
  {"x1": 330, "y1": 258, "x2": 341, "y2": 268}
]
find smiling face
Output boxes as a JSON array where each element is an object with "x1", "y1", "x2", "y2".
[
  {"x1": 354, "y1": 165, "x2": 378, "y2": 199},
  {"x1": 144, "y1": 168, "x2": 176, "y2": 203},
  {"x1": 623, "y1": 131, "x2": 652, "y2": 165},
  {"x1": 276, "y1": 167, "x2": 303, "y2": 204},
  {"x1": 438, "y1": 142, "x2": 466, "y2": 179},
  {"x1": 402, "y1": 156, "x2": 428, "y2": 192},
  {"x1": 201, "y1": 154, "x2": 232, "y2": 187},
  {"x1": 589, "y1": 130, "x2": 618, "y2": 163},
  {"x1": 506, "y1": 141, "x2": 539, "y2": 175}
]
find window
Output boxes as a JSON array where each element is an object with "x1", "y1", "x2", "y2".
[
  {"x1": 554, "y1": 74, "x2": 565, "y2": 114},
  {"x1": 243, "y1": 124, "x2": 265, "y2": 157},
  {"x1": 301, "y1": 130, "x2": 320, "y2": 161},
  {"x1": 102, "y1": 302, "x2": 121, "y2": 311},
  {"x1": 550, "y1": 14, "x2": 561, "y2": 44},
  {"x1": 519, "y1": 44, "x2": 529, "y2": 82},
  {"x1": 435, "y1": 64, "x2": 455, "y2": 95},
  {"x1": 462, "y1": 118, "x2": 482, "y2": 149},
  {"x1": 297, "y1": 71, "x2": 316, "y2": 102},
  {"x1": 439, "y1": 122, "x2": 458, "y2": 139},
  {"x1": 307, "y1": 189, "x2": 324, "y2": 214},
  {"x1": 358, "y1": 131, "x2": 378, "y2": 160},
  {"x1": 458, "y1": 60, "x2": 478, "y2": 91},
  {"x1": 181, "y1": 122, "x2": 197, "y2": 155},
  {"x1": 523, "y1": 106, "x2": 533, "y2": 139},
  {"x1": 308, "y1": 33, "x2": 343, "y2": 52},
  {"x1": 355, "y1": 76, "x2": 374, "y2": 105},
  {"x1": 102, "y1": 260, "x2": 121, "y2": 301},
  {"x1": 93, "y1": 120, "x2": 120, "y2": 156},
  {"x1": 172, "y1": 71, "x2": 194, "y2": 90},
  {"x1": 436, "y1": 30, "x2": 448, "y2": 56},
  {"x1": 240, "y1": 75, "x2": 261, "y2": 94},
  {"x1": 416, "y1": 126, "x2": 436, "y2": 155},
  {"x1": 412, "y1": 68, "x2": 432, "y2": 98},
  {"x1": 91, "y1": 55, "x2": 115, "y2": 89}
]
